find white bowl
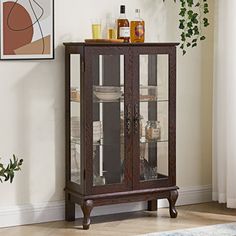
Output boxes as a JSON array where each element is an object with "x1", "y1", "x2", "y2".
[
  {"x1": 94, "y1": 91, "x2": 122, "y2": 101},
  {"x1": 94, "y1": 86, "x2": 121, "y2": 93}
]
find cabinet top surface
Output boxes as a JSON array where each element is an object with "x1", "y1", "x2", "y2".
[{"x1": 63, "y1": 42, "x2": 179, "y2": 47}]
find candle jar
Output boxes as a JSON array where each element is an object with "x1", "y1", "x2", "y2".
[{"x1": 145, "y1": 121, "x2": 161, "y2": 141}]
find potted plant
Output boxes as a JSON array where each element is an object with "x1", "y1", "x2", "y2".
[
  {"x1": 163, "y1": 0, "x2": 210, "y2": 54},
  {"x1": 0, "y1": 155, "x2": 23, "y2": 183}
]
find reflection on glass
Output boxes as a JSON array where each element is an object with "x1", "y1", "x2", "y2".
[
  {"x1": 92, "y1": 54, "x2": 125, "y2": 186},
  {"x1": 140, "y1": 86, "x2": 158, "y2": 101},
  {"x1": 70, "y1": 54, "x2": 81, "y2": 184},
  {"x1": 71, "y1": 143, "x2": 81, "y2": 183},
  {"x1": 139, "y1": 54, "x2": 169, "y2": 181}
]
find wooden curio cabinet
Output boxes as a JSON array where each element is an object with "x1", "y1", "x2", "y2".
[{"x1": 64, "y1": 42, "x2": 179, "y2": 229}]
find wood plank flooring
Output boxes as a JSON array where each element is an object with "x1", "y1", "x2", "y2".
[{"x1": 0, "y1": 202, "x2": 236, "y2": 236}]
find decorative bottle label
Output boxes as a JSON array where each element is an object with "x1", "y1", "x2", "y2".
[
  {"x1": 151, "y1": 128, "x2": 160, "y2": 139},
  {"x1": 135, "y1": 24, "x2": 144, "y2": 37},
  {"x1": 119, "y1": 27, "x2": 130, "y2": 37}
]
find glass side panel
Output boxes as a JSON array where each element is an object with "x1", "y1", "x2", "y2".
[
  {"x1": 70, "y1": 54, "x2": 81, "y2": 184},
  {"x1": 92, "y1": 54, "x2": 124, "y2": 186},
  {"x1": 139, "y1": 54, "x2": 169, "y2": 181}
]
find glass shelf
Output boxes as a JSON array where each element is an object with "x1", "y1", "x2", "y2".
[
  {"x1": 70, "y1": 85, "x2": 168, "y2": 103},
  {"x1": 71, "y1": 137, "x2": 168, "y2": 146},
  {"x1": 71, "y1": 138, "x2": 104, "y2": 146},
  {"x1": 140, "y1": 138, "x2": 168, "y2": 144},
  {"x1": 71, "y1": 98, "x2": 169, "y2": 103}
]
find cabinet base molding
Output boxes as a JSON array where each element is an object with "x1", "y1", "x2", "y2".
[{"x1": 65, "y1": 186, "x2": 179, "y2": 229}]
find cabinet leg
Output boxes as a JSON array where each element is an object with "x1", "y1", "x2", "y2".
[
  {"x1": 65, "y1": 193, "x2": 75, "y2": 221},
  {"x1": 168, "y1": 190, "x2": 178, "y2": 218},
  {"x1": 81, "y1": 200, "x2": 94, "y2": 230},
  {"x1": 147, "y1": 200, "x2": 158, "y2": 211}
]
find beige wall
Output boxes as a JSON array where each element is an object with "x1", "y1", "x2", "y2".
[
  {"x1": 0, "y1": 0, "x2": 214, "y2": 207},
  {"x1": 174, "y1": 0, "x2": 214, "y2": 187}
]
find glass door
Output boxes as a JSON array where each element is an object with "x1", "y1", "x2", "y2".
[
  {"x1": 70, "y1": 54, "x2": 82, "y2": 186},
  {"x1": 132, "y1": 47, "x2": 176, "y2": 189},
  {"x1": 84, "y1": 46, "x2": 132, "y2": 194}
]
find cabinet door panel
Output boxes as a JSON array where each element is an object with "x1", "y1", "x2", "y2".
[
  {"x1": 132, "y1": 47, "x2": 176, "y2": 189},
  {"x1": 66, "y1": 47, "x2": 84, "y2": 194},
  {"x1": 85, "y1": 47, "x2": 132, "y2": 194},
  {"x1": 70, "y1": 54, "x2": 82, "y2": 186}
]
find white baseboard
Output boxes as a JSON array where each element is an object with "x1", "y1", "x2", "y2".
[{"x1": 0, "y1": 185, "x2": 212, "y2": 228}]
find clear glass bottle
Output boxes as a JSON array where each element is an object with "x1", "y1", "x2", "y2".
[
  {"x1": 145, "y1": 121, "x2": 161, "y2": 141},
  {"x1": 106, "y1": 17, "x2": 116, "y2": 39},
  {"x1": 130, "y1": 9, "x2": 145, "y2": 43},
  {"x1": 117, "y1": 5, "x2": 130, "y2": 42}
]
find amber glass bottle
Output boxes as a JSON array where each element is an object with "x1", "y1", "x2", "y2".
[
  {"x1": 117, "y1": 5, "x2": 130, "y2": 42},
  {"x1": 131, "y1": 9, "x2": 145, "y2": 43}
]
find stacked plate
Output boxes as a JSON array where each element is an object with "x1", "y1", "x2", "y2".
[
  {"x1": 93, "y1": 121, "x2": 102, "y2": 143},
  {"x1": 93, "y1": 86, "x2": 122, "y2": 101},
  {"x1": 71, "y1": 116, "x2": 80, "y2": 139},
  {"x1": 71, "y1": 117, "x2": 103, "y2": 143}
]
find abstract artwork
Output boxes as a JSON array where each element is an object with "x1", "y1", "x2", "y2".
[{"x1": 0, "y1": 0, "x2": 54, "y2": 60}]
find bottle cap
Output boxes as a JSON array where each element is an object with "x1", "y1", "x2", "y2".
[{"x1": 120, "y1": 5, "x2": 125, "y2": 14}]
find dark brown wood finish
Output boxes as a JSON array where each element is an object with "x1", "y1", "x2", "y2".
[
  {"x1": 66, "y1": 186, "x2": 178, "y2": 206},
  {"x1": 64, "y1": 43, "x2": 179, "y2": 229},
  {"x1": 148, "y1": 199, "x2": 158, "y2": 211},
  {"x1": 64, "y1": 42, "x2": 179, "y2": 47},
  {"x1": 168, "y1": 46, "x2": 177, "y2": 186},
  {"x1": 168, "y1": 190, "x2": 179, "y2": 218},
  {"x1": 80, "y1": 200, "x2": 94, "y2": 229},
  {"x1": 132, "y1": 46, "x2": 176, "y2": 191},
  {"x1": 65, "y1": 192, "x2": 75, "y2": 221},
  {"x1": 65, "y1": 45, "x2": 84, "y2": 218},
  {"x1": 84, "y1": 46, "x2": 133, "y2": 195}
]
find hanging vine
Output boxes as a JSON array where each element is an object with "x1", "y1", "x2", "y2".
[
  {"x1": 0, "y1": 155, "x2": 23, "y2": 183},
  {"x1": 163, "y1": 0, "x2": 210, "y2": 55}
]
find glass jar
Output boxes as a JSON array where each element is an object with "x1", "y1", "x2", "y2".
[
  {"x1": 71, "y1": 87, "x2": 80, "y2": 102},
  {"x1": 145, "y1": 121, "x2": 161, "y2": 141}
]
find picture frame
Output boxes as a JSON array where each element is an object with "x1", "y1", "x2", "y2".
[{"x1": 0, "y1": 0, "x2": 54, "y2": 60}]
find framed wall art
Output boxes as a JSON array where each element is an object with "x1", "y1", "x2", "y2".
[{"x1": 0, "y1": 0, "x2": 54, "y2": 60}]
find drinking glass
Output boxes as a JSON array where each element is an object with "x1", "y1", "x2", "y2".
[{"x1": 92, "y1": 19, "x2": 102, "y2": 39}]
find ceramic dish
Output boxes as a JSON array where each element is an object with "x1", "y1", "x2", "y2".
[
  {"x1": 94, "y1": 91, "x2": 123, "y2": 101},
  {"x1": 93, "y1": 86, "x2": 121, "y2": 93}
]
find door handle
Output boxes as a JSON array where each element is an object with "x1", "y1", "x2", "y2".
[
  {"x1": 126, "y1": 104, "x2": 132, "y2": 135},
  {"x1": 134, "y1": 103, "x2": 139, "y2": 134}
]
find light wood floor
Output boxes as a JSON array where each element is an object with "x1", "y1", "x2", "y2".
[{"x1": 1, "y1": 202, "x2": 236, "y2": 236}]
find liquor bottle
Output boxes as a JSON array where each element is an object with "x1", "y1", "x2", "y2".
[
  {"x1": 130, "y1": 9, "x2": 145, "y2": 43},
  {"x1": 117, "y1": 5, "x2": 130, "y2": 42}
]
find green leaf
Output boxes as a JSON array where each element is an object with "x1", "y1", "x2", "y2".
[
  {"x1": 0, "y1": 155, "x2": 23, "y2": 183},
  {"x1": 204, "y1": 8, "x2": 209, "y2": 14}
]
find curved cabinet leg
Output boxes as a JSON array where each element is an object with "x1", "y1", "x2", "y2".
[
  {"x1": 81, "y1": 200, "x2": 94, "y2": 230},
  {"x1": 168, "y1": 190, "x2": 178, "y2": 218},
  {"x1": 65, "y1": 193, "x2": 75, "y2": 221}
]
